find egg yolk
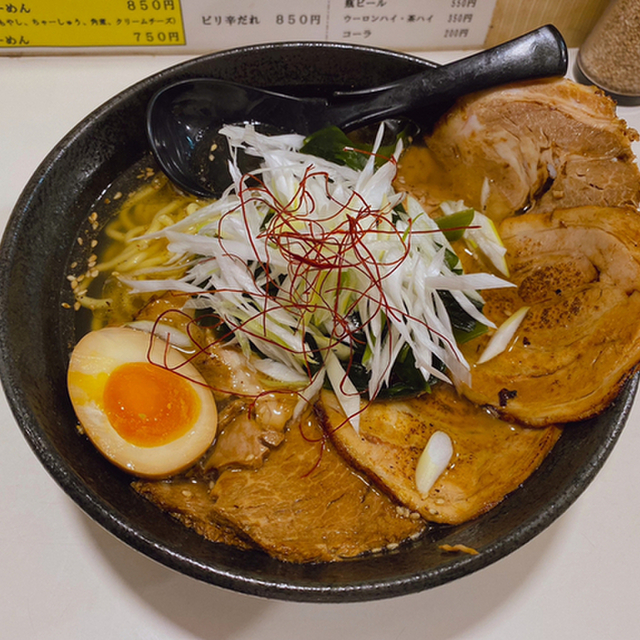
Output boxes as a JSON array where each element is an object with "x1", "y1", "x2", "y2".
[{"x1": 103, "y1": 361, "x2": 201, "y2": 447}]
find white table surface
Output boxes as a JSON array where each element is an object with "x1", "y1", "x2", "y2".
[{"x1": 1, "y1": 48, "x2": 640, "y2": 640}]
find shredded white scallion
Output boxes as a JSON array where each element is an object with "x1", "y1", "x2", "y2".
[
  {"x1": 477, "y1": 306, "x2": 530, "y2": 364},
  {"x1": 122, "y1": 123, "x2": 513, "y2": 422}
]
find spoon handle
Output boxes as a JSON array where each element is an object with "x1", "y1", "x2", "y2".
[{"x1": 329, "y1": 25, "x2": 568, "y2": 130}]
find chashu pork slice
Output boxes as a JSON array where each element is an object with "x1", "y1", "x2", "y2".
[
  {"x1": 208, "y1": 409, "x2": 425, "y2": 563},
  {"x1": 132, "y1": 475, "x2": 254, "y2": 550},
  {"x1": 135, "y1": 408, "x2": 425, "y2": 563},
  {"x1": 317, "y1": 386, "x2": 561, "y2": 525},
  {"x1": 417, "y1": 78, "x2": 639, "y2": 222},
  {"x1": 459, "y1": 205, "x2": 640, "y2": 426}
]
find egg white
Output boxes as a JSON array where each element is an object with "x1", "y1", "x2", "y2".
[{"x1": 67, "y1": 326, "x2": 217, "y2": 478}]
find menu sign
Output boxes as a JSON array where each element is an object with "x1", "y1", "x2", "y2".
[
  {"x1": 0, "y1": 0, "x2": 186, "y2": 48},
  {"x1": 0, "y1": 0, "x2": 497, "y2": 53}
]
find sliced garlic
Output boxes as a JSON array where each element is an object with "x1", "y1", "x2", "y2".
[
  {"x1": 415, "y1": 430, "x2": 454, "y2": 497},
  {"x1": 477, "y1": 306, "x2": 529, "y2": 364},
  {"x1": 480, "y1": 177, "x2": 490, "y2": 210}
]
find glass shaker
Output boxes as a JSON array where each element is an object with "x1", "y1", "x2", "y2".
[{"x1": 577, "y1": 0, "x2": 640, "y2": 104}]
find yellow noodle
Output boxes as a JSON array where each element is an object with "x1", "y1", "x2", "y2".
[
  {"x1": 121, "y1": 181, "x2": 163, "y2": 209},
  {"x1": 73, "y1": 173, "x2": 202, "y2": 323},
  {"x1": 122, "y1": 226, "x2": 148, "y2": 242},
  {"x1": 117, "y1": 204, "x2": 140, "y2": 232},
  {"x1": 104, "y1": 227, "x2": 127, "y2": 242},
  {"x1": 76, "y1": 294, "x2": 112, "y2": 310}
]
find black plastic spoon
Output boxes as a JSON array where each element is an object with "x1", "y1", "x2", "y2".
[{"x1": 147, "y1": 25, "x2": 567, "y2": 199}]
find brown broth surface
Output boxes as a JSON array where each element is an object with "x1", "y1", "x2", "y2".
[{"x1": 395, "y1": 144, "x2": 463, "y2": 211}]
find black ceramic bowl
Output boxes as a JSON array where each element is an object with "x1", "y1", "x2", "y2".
[{"x1": 0, "y1": 43, "x2": 636, "y2": 603}]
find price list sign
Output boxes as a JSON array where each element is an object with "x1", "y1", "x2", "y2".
[
  {"x1": 0, "y1": 0, "x2": 497, "y2": 53},
  {"x1": 0, "y1": 0, "x2": 185, "y2": 49},
  {"x1": 334, "y1": 0, "x2": 497, "y2": 48},
  {"x1": 193, "y1": 0, "x2": 497, "y2": 50}
]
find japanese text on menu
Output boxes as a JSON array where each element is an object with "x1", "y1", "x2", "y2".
[
  {"x1": 199, "y1": 0, "x2": 494, "y2": 50},
  {"x1": 0, "y1": 0, "x2": 185, "y2": 48},
  {"x1": 0, "y1": 0, "x2": 494, "y2": 50}
]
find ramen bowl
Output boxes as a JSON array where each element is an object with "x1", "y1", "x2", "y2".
[{"x1": 0, "y1": 42, "x2": 635, "y2": 603}]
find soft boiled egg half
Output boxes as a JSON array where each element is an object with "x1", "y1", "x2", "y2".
[{"x1": 67, "y1": 326, "x2": 217, "y2": 478}]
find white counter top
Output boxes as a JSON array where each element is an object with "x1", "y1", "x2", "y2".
[{"x1": 1, "y1": 50, "x2": 639, "y2": 640}]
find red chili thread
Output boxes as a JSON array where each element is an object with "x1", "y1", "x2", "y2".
[{"x1": 143, "y1": 150, "x2": 474, "y2": 437}]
